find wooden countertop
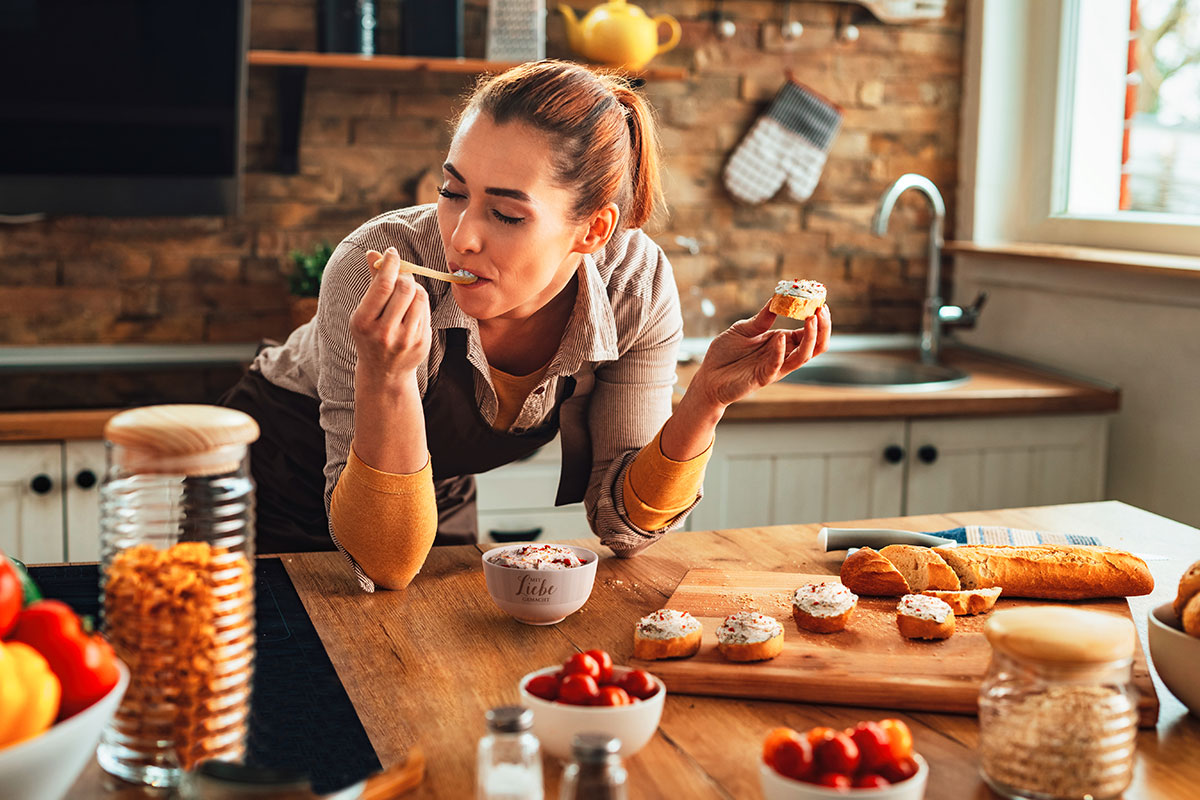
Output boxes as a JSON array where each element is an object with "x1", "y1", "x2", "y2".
[
  {"x1": 0, "y1": 348, "x2": 1119, "y2": 442},
  {"x1": 67, "y1": 501, "x2": 1200, "y2": 798}
]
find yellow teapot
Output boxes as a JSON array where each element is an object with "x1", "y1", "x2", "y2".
[{"x1": 558, "y1": 0, "x2": 681, "y2": 72}]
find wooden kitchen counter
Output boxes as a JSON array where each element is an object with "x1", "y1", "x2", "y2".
[
  {"x1": 70, "y1": 501, "x2": 1197, "y2": 799},
  {"x1": 1, "y1": 347, "x2": 1118, "y2": 442}
]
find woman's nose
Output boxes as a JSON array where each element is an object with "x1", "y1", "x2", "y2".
[{"x1": 450, "y1": 211, "x2": 482, "y2": 255}]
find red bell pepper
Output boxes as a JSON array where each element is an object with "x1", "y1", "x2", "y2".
[
  {"x1": 9, "y1": 600, "x2": 120, "y2": 720},
  {"x1": 0, "y1": 553, "x2": 21, "y2": 638}
]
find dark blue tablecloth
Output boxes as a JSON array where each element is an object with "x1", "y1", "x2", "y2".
[{"x1": 28, "y1": 559, "x2": 381, "y2": 794}]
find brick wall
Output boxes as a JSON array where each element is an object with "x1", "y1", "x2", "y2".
[{"x1": 0, "y1": 0, "x2": 963, "y2": 345}]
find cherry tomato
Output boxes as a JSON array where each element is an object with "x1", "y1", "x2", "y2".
[
  {"x1": 817, "y1": 773, "x2": 851, "y2": 789},
  {"x1": 878, "y1": 718, "x2": 914, "y2": 762},
  {"x1": 880, "y1": 756, "x2": 919, "y2": 784},
  {"x1": 854, "y1": 774, "x2": 892, "y2": 789},
  {"x1": 525, "y1": 674, "x2": 559, "y2": 702},
  {"x1": 562, "y1": 652, "x2": 601, "y2": 681},
  {"x1": 815, "y1": 732, "x2": 860, "y2": 775},
  {"x1": 805, "y1": 726, "x2": 838, "y2": 748},
  {"x1": 850, "y1": 721, "x2": 893, "y2": 772},
  {"x1": 584, "y1": 649, "x2": 614, "y2": 684},
  {"x1": 619, "y1": 669, "x2": 658, "y2": 700},
  {"x1": 763, "y1": 727, "x2": 801, "y2": 763},
  {"x1": 772, "y1": 738, "x2": 814, "y2": 782},
  {"x1": 558, "y1": 673, "x2": 600, "y2": 705},
  {"x1": 595, "y1": 686, "x2": 632, "y2": 706}
]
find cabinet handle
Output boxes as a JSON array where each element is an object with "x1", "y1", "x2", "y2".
[
  {"x1": 75, "y1": 469, "x2": 98, "y2": 490},
  {"x1": 488, "y1": 528, "x2": 543, "y2": 543},
  {"x1": 883, "y1": 445, "x2": 905, "y2": 464},
  {"x1": 917, "y1": 445, "x2": 939, "y2": 464},
  {"x1": 30, "y1": 474, "x2": 54, "y2": 495}
]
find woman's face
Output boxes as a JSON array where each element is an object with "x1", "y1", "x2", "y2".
[{"x1": 436, "y1": 112, "x2": 600, "y2": 322}]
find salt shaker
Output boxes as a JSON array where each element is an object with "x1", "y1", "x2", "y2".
[
  {"x1": 559, "y1": 734, "x2": 627, "y2": 800},
  {"x1": 97, "y1": 405, "x2": 260, "y2": 788},
  {"x1": 477, "y1": 706, "x2": 544, "y2": 800},
  {"x1": 978, "y1": 606, "x2": 1139, "y2": 800}
]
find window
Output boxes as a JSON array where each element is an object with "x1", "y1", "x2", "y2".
[{"x1": 960, "y1": 0, "x2": 1200, "y2": 256}]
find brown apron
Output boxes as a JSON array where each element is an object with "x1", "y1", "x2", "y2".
[{"x1": 220, "y1": 329, "x2": 571, "y2": 553}]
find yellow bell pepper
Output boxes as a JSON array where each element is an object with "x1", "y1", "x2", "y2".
[{"x1": 0, "y1": 641, "x2": 61, "y2": 749}]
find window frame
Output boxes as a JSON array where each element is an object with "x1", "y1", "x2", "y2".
[{"x1": 959, "y1": 0, "x2": 1200, "y2": 257}]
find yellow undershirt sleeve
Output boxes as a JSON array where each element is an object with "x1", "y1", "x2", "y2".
[
  {"x1": 622, "y1": 425, "x2": 712, "y2": 532},
  {"x1": 329, "y1": 446, "x2": 438, "y2": 590}
]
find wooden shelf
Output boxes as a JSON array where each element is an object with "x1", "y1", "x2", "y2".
[
  {"x1": 247, "y1": 50, "x2": 689, "y2": 81},
  {"x1": 944, "y1": 241, "x2": 1200, "y2": 281}
]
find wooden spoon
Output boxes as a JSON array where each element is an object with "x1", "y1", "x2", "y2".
[{"x1": 367, "y1": 249, "x2": 477, "y2": 285}]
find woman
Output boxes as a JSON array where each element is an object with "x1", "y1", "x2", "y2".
[{"x1": 222, "y1": 61, "x2": 831, "y2": 591}]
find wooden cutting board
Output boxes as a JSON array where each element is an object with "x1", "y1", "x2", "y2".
[{"x1": 631, "y1": 569, "x2": 1159, "y2": 727}]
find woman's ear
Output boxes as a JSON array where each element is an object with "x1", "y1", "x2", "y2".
[{"x1": 574, "y1": 203, "x2": 620, "y2": 255}]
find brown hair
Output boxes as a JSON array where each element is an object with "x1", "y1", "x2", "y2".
[{"x1": 458, "y1": 60, "x2": 662, "y2": 230}]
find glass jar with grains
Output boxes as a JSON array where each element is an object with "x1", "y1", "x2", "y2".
[
  {"x1": 96, "y1": 405, "x2": 260, "y2": 788},
  {"x1": 979, "y1": 606, "x2": 1139, "y2": 800}
]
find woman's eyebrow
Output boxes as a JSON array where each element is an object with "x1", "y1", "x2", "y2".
[{"x1": 443, "y1": 162, "x2": 531, "y2": 203}]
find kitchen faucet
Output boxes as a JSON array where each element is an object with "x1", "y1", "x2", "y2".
[{"x1": 871, "y1": 174, "x2": 986, "y2": 365}]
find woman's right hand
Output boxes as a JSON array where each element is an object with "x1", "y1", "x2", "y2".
[{"x1": 350, "y1": 246, "x2": 431, "y2": 389}]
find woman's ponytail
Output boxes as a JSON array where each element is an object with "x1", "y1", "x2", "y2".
[{"x1": 611, "y1": 85, "x2": 663, "y2": 230}]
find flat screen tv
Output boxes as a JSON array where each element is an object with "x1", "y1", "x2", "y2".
[{"x1": 0, "y1": 1, "x2": 248, "y2": 217}]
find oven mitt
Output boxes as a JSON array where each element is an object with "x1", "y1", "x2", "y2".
[{"x1": 723, "y1": 80, "x2": 843, "y2": 205}]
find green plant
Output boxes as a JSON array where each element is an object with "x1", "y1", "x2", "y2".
[{"x1": 287, "y1": 242, "x2": 334, "y2": 298}]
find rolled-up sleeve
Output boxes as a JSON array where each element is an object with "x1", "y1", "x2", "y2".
[{"x1": 585, "y1": 248, "x2": 696, "y2": 556}]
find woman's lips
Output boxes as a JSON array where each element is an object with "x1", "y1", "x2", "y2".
[{"x1": 449, "y1": 263, "x2": 490, "y2": 288}]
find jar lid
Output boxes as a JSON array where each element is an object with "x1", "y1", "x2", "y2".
[
  {"x1": 485, "y1": 706, "x2": 532, "y2": 734},
  {"x1": 570, "y1": 733, "x2": 622, "y2": 762},
  {"x1": 105, "y1": 405, "x2": 259, "y2": 476},
  {"x1": 984, "y1": 606, "x2": 1135, "y2": 663}
]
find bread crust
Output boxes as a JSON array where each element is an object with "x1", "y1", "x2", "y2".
[
  {"x1": 1174, "y1": 559, "x2": 1200, "y2": 620},
  {"x1": 769, "y1": 291, "x2": 824, "y2": 321},
  {"x1": 633, "y1": 628, "x2": 702, "y2": 660},
  {"x1": 1183, "y1": 592, "x2": 1200, "y2": 638},
  {"x1": 840, "y1": 547, "x2": 911, "y2": 596},
  {"x1": 897, "y1": 611, "x2": 955, "y2": 640},
  {"x1": 879, "y1": 545, "x2": 961, "y2": 591},
  {"x1": 932, "y1": 545, "x2": 1154, "y2": 600},
  {"x1": 920, "y1": 587, "x2": 1002, "y2": 616},
  {"x1": 792, "y1": 604, "x2": 853, "y2": 633},
  {"x1": 717, "y1": 633, "x2": 784, "y2": 662}
]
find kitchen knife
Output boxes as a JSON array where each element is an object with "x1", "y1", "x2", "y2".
[{"x1": 819, "y1": 527, "x2": 958, "y2": 551}]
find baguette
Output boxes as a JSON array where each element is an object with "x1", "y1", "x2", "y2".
[
  {"x1": 879, "y1": 545, "x2": 961, "y2": 591},
  {"x1": 932, "y1": 545, "x2": 1154, "y2": 600},
  {"x1": 839, "y1": 547, "x2": 911, "y2": 596},
  {"x1": 792, "y1": 583, "x2": 857, "y2": 633},
  {"x1": 920, "y1": 587, "x2": 1002, "y2": 616},
  {"x1": 1174, "y1": 559, "x2": 1200, "y2": 620},
  {"x1": 896, "y1": 594, "x2": 955, "y2": 640}
]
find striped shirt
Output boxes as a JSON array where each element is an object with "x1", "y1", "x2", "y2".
[{"x1": 252, "y1": 204, "x2": 696, "y2": 589}]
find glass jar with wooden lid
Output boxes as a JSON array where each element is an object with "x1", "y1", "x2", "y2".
[
  {"x1": 96, "y1": 404, "x2": 260, "y2": 787},
  {"x1": 978, "y1": 606, "x2": 1139, "y2": 800}
]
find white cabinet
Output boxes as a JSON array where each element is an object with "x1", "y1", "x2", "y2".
[
  {"x1": 689, "y1": 420, "x2": 907, "y2": 531},
  {"x1": 475, "y1": 436, "x2": 590, "y2": 543},
  {"x1": 0, "y1": 440, "x2": 105, "y2": 564}
]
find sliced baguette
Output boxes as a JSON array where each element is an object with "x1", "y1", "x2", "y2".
[
  {"x1": 932, "y1": 544, "x2": 1154, "y2": 600},
  {"x1": 920, "y1": 587, "x2": 1002, "y2": 616},
  {"x1": 878, "y1": 545, "x2": 961, "y2": 591},
  {"x1": 840, "y1": 547, "x2": 910, "y2": 596},
  {"x1": 896, "y1": 594, "x2": 955, "y2": 640},
  {"x1": 1174, "y1": 559, "x2": 1200, "y2": 620}
]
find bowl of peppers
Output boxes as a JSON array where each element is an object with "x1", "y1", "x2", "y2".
[{"x1": 0, "y1": 549, "x2": 128, "y2": 800}]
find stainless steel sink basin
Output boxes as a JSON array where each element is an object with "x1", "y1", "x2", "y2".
[{"x1": 780, "y1": 353, "x2": 970, "y2": 392}]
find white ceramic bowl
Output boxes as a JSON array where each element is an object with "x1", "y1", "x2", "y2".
[
  {"x1": 0, "y1": 660, "x2": 130, "y2": 800},
  {"x1": 517, "y1": 665, "x2": 665, "y2": 760},
  {"x1": 1148, "y1": 601, "x2": 1200, "y2": 717},
  {"x1": 760, "y1": 754, "x2": 929, "y2": 800},
  {"x1": 482, "y1": 544, "x2": 598, "y2": 625}
]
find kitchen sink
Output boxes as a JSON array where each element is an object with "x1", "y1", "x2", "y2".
[{"x1": 780, "y1": 352, "x2": 970, "y2": 392}]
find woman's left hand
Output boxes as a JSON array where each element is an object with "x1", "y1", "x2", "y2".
[{"x1": 689, "y1": 303, "x2": 831, "y2": 410}]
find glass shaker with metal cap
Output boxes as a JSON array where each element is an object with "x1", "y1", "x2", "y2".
[
  {"x1": 559, "y1": 734, "x2": 628, "y2": 800},
  {"x1": 477, "y1": 705, "x2": 543, "y2": 800},
  {"x1": 978, "y1": 606, "x2": 1139, "y2": 800},
  {"x1": 97, "y1": 404, "x2": 260, "y2": 788}
]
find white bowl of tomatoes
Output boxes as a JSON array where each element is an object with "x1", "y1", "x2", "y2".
[
  {"x1": 760, "y1": 719, "x2": 928, "y2": 799},
  {"x1": 518, "y1": 648, "x2": 665, "y2": 761}
]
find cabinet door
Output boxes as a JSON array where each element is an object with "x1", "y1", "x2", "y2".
[
  {"x1": 65, "y1": 440, "x2": 106, "y2": 562},
  {"x1": 475, "y1": 436, "x2": 590, "y2": 542},
  {"x1": 690, "y1": 420, "x2": 907, "y2": 531},
  {"x1": 905, "y1": 415, "x2": 1109, "y2": 515},
  {"x1": 0, "y1": 442, "x2": 65, "y2": 563}
]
